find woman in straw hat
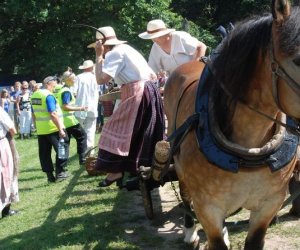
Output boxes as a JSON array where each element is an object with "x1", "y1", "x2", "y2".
[
  {"x1": 91, "y1": 26, "x2": 165, "y2": 187},
  {"x1": 139, "y1": 19, "x2": 207, "y2": 76}
]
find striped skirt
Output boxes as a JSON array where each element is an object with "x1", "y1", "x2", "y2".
[{"x1": 95, "y1": 81, "x2": 165, "y2": 174}]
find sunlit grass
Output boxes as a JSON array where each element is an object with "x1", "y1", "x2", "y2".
[{"x1": 0, "y1": 134, "x2": 140, "y2": 250}]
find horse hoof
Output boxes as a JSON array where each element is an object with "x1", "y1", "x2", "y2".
[
  {"x1": 184, "y1": 225, "x2": 199, "y2": 244},
  {"x1": 223, "y1": 226, "x2": 230, "y2": 249}
]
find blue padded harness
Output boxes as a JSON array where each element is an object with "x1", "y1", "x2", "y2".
[{"x1": 168, "y1": 65, "x2": 299, "y2": 173}]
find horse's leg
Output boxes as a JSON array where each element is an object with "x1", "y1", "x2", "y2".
[
  {"x1": 190, "y1": 200, "x2": 229, "y2": 250},
  {"x1": 288, "y1": 159, "x2": 300, "y2": 217},
  {"x1": 179, "y1": 181, "x2": 199, "y2": 244},
  {"x1": 198, "y1": 212, "x2": 229, "y2": 250},
  {"x1": 245, "y1": 200, "x2": 282, "y2": 250},
  {"x1": 289, "y1": 176, "x2": 300, "y2": 216}
]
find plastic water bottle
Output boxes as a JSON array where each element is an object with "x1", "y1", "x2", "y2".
[
  {"x1": 58, "y1": 138, "x2": 67, "y2": 159},
  {"x1": 80, "y1": 110, "x2": 87, "y2": 120}
]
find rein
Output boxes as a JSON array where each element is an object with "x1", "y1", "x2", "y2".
[
  {"x1": 243, "y1": 36, "x2": 300, "y2": 137},
  {"x1": 245, "y1": 104, "x2": 300, "y2": 137},
  {"x1": 172, "y1": 79, "x2": 199, "y2": 131},
  {"x1": 270, "y1": 36, "x2": 300, "y2": 113}
]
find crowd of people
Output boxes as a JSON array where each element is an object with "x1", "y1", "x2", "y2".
[
  {"x1": 0, "y1": 19, "x2": 209, "y2": 217},
  {"x1": 0, "y1": 80, "x2": 40, "y2": 139}
]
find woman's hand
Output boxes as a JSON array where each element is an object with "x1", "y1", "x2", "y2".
[{"x1": 95, "y1": 40, "x2": 104, "y2": 58}]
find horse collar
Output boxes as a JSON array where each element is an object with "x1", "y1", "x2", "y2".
[{"x1": 195, "y1": 65, "x2": 299, "y2": 173}]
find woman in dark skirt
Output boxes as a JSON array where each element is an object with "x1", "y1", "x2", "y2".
[{"x1": 91, "y1": 26, "x2": 165, "y2": 187}]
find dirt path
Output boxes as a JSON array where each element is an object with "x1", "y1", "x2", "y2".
[{"x1": 121, "y1": 182, "x2": 300, "y2": 250}]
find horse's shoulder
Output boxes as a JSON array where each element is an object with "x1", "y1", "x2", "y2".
[{"x1": 166, "y1": 61, "x2": 204, "y2": 92}]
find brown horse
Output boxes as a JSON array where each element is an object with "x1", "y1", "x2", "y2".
[{"x1": 163, "y1": 0, "x2": 300, "y2": 249}]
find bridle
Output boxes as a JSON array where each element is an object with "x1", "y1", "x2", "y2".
[
  {"x1": 270, "y1": 36, "x2": 300, "y2": 109},
  {"x1": 246, "y1": 34, "x2": 300, "y2": 136}
]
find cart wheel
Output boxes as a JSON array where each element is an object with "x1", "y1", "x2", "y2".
[{"x1": 139, "y1": 179, "x2": 154, "y2": 220}]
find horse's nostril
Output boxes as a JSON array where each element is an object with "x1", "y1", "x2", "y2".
[{"x1": 293, "y1": 56, "x2": 300, "y2": 66}]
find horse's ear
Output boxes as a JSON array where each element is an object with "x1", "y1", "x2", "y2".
[{"x1": 272, "y1": 0, "x2": 291, "y2": 24}]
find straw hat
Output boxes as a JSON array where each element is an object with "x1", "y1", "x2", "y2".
[
  {"x1": 78, "y1": 60, "x2": 94, "y2": 70},
  {"x1": 87, "y1": 26, "x2": 127, "y2": 48},
  {"x1": 139, "y1": 19, "x2": 175, "y2": 39}
]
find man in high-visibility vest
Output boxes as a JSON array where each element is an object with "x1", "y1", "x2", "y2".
[
  {"x1": 31, "y1": 76, "x2": 68, "y2": 183},
  {"x1": 54, "y1": 69, "x2": 88, "y2": 165}
]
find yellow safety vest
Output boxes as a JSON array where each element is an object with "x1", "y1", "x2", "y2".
[
  {"x1": 31, "y1": 89, "x2": 63, "y2": 135},
  {"x1": 54, "y1": 86, "x2": 79, "y2": 128},
  {"x1": 53, "y1": 84, "x2": 63, "y2": 96}
]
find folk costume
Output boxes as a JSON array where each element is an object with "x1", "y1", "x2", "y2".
[
  {"x1": 0, "y1": 107, "x2": 19, "y2": 214},
  {"x1": 94, "y1": 27, "x2": 165, "y2": 176}
]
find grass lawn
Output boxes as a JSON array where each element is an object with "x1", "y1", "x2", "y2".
[
  {"x1": 0, "y1": 134, "x2": 145, "y2": 250},
  {"x1": 2, "y1": 134, "x2": 300, "y2": 249}
]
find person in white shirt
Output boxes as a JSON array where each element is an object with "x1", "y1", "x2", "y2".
[
  {"x1": 16, "y1": 81, "x2": 32, "y2": 139},
  {"x1": 89, "y1": 26, "x2": 165, "y2": 187},
  {"x1": 139, "y1": 19, "x2": 207, "y2": 76},
  {"x1": 74, "y1": 60, "x2": 99, "y2": 149}
]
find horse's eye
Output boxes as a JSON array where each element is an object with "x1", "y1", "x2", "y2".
[{"x1": 293, "y1": 56, "x2": 300, "y2": 66}]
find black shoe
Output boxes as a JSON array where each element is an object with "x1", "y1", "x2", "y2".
[
  {"x1": 2, "y1": 205, "x2": 18, "y2": 218},
  {"x1": 124, "y1": 177, "x2": 140, "y2": 191},
  {"x1": 46, "y1": 172, "x2": 56, "y2": 183},
  {"x1": 2, "y1": 209, "x2": 19, "y2": 217},
  {"x1": 98, "y1": 176, "x2": 123, "y2": 188},
  {"x1": 56, "y1": 171, "x2": 68, "y2": 181}
]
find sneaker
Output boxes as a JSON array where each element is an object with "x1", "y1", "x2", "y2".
[
  {"x1": 46, "y1": 172, "x2": 56, "y2": 183},
  {"x1": 56, "y1": 171, "x2": 68, "y2": 181}
]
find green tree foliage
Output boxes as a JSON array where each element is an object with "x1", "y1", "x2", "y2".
[
  {"x1": 171, "y1": 0, "x2": 299, "y2": 33},
  {"x1": 0, "y1": 0, "x2": 214, "y2": 80},
  {"x1": 5, "y1": 0, "x2": 294, "y2": 80}
]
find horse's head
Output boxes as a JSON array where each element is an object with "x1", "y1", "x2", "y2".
[{"x1": 271, "y1": 0, "x2": 300, "y2": 119}]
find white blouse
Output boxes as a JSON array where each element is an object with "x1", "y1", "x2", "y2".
[
  {"x1": 148, "y1": 31, "x2": 199, "y2": 75},
  {"x1": 103, "y1": 44, "x2": 155, "y2": 86}
]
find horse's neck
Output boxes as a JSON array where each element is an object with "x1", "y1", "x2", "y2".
[
  {"x1": 227, "y1": 57, "x2": 282, "y2": 148},
  {"x1": 230, "y1": 100, "x2": 279, "y2": 148}
]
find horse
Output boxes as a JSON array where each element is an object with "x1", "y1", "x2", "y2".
[{"x1": 162, "y1": 0, "x2": 300, "y2": 249}]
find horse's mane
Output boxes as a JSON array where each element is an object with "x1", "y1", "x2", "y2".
[{"x1": 211, "y1": 8, "x2": 300, "y2": 136}]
